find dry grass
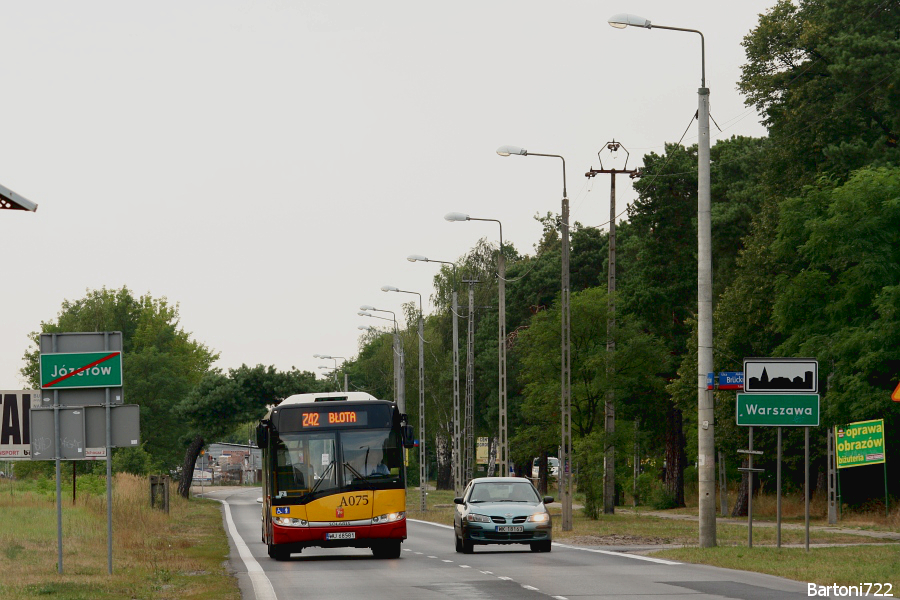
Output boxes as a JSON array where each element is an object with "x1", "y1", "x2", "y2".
[{"x1": 0, "y1": 474, "x2": 239, "y2": 600}]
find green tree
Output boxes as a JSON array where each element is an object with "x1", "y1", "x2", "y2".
[
  {"x1": 21, "y1": 287, "x2": 218, "y2": 471},
  {"x1": 513, "y1": 286, "x2": 669, "y2": 516},
  {"x1": 176, "y1": 364, "x2": 322, "y2": 497},
  {"x1": 739, "y1": 0, "x2": 900, "y2": 194},
  {"x1": 771, "y1": 168, "x2": 900, "y2": 439}
]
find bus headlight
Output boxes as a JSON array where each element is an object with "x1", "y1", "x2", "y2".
[
  {"x1": 273, "y1": 517, "x2": 308, "y2": 527},
  {"x1": 372, "y1": 511, "x2": 406, "y2": 524},
  {"x1": 527, "y1": 512, "x2": 550, "y2": 523}
]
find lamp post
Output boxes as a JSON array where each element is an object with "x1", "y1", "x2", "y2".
[
  {"x1": 445, "y1": 212, "x2": 509, "y2": 478},
  {"x1": 496, "y1": 145, "x2": 573, "y2": 531},
  {"x1": 360, "y1": 306, "x2": 405, "y2": 415},
  {"x1": 409, "y1": 254, "x2": 463, "y2": 495},
  {"x1": 382, "y1": 285, "x2": 427, "y2": 511},
  {"x1": 609, "y1": 12, "x2": 715, "y2": 547},
  {"x1": 313, "y1": 354, "x2": 347, "y2": 392},
  {"x1": 318, "y1": 365, "x2": 338, "y2": 388}
]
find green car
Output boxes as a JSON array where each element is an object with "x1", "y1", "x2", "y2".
[{"x1": 453, "y1": 477, "x2": 553, "y2": 553}]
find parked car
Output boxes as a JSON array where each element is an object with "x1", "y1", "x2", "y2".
[
  {"x1": 530, "y1": 457, "x2": 560, "y2": 479},
  {"x1": 453, "y1": 477, "x2": 553, "y2": 553}
]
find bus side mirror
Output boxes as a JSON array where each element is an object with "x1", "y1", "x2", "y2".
[
  {"x1": 401, "y1": 425, "x2": 415, "y2": 449},
  {"x1": 256, "y1": 423, "x2": 268, "y2": 448}
]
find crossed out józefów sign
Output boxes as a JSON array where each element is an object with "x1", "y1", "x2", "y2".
[{"x1": 40, "y1": 352, "x2": 123, "y2": 389}]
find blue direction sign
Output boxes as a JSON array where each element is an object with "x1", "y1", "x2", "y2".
[{"x1": 719, "y1": 372, "x2": 744, "y2": 390}]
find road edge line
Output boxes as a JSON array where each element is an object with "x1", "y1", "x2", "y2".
[{"x1": 217, "y1": 498, "x2": 278, "y2": 600}]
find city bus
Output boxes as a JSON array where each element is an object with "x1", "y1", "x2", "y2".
[{"x1": 256, "y1": 392, "x2": 414, "y2": 560}]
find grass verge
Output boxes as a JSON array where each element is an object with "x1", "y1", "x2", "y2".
[{"x1": 0, "y1": 474, "x2": 239, "y2": 600}]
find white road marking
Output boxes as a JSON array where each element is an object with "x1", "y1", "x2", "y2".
[
  {"x1": 217, "y1": 499, "x2": 278, "y2": 600},
  {"x1": 498, "y1": 576, "x2": 513, "y2": 581},
  {"x1": 552, "y1": 543, "x2": 681, "y2": 565},
  {"x1": 522, "y1": 585, "x2": 539, "y2": 591},
  {"x1": 442, "y1": 559, "x2": 453, "y2": 563},
  {"x1": 459, "y1": 565, "x2": 471, "y2": 568}
]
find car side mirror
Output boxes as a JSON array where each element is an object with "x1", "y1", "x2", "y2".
[
  {"x1": 543, "y1": 496, "x2": 554, "y2": 504},
  {"x1": 453, "y1": 497, "x2": 465, "y2": 505}
]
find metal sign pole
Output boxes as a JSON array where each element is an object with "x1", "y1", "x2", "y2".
[
  {"x1": 52, "y1": 332, "x2": 63, "y2": 575},
  {"x1": 805, "y1": 426, "x2": 810, "y2": 552},
  {"x1": 106, "y1": 386, "x2": 112, "y2": 574},
  {"x1": 748, "y1": 427, "x2": 753, "y2": 548},
  {"x1": 55, "y1": 388, "x2": 62, "y2": 574},
  {"x1": 776, "y1": 426, "x2": 782, "y2": 548}
]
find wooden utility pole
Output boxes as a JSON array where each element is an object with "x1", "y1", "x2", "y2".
[{"x1": 586, "y1": 140, "x2": 639, "y2": 514}]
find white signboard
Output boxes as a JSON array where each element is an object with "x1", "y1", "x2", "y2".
[
  {"x1": 0, "y1": 391, "x2": 39, "y2": 460},
  {"x1": 743, "y1": 358, "x2": 818, "y2": 394}
]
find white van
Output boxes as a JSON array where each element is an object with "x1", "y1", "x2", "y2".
[{"x1": 531, "y1": 457, "x2": 560, "y2": 479}]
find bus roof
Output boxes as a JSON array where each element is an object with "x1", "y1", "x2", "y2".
[{"x1": 279, "y1": 391, "x2": 383, "y2": 406}]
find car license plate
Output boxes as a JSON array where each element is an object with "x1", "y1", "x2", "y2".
[
  {"x1": 496, "y1": 526, "x2": 524, "y2": 533},
  {"x1": 326, "y1": 532, "x2": 356, "y2": 540}
]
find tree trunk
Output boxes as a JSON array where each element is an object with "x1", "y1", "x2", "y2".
[
  {"x1": 814, "y1": 464, "x2": 826, "y2": 500},
  {"x1": 178, "y1": 435, "x2": 205, "y2": 499},
  {"x1": 435, "y1": 433, "x2": 452, "y2": 490},
  {"x1": 664, "y1": 403, "x2": 686, "y2": 507}
]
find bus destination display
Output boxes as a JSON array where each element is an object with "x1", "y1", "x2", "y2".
[{"x1": 300, "y1": 410, "x2": 368, "y2": 428}]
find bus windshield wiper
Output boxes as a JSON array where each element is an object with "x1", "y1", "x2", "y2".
[
  {"x1": 310, "y1": 460, "x2": 336, "y2": 495},
  {"x1": 343, "y1": 462, "x2": 375, "y2": 489}
]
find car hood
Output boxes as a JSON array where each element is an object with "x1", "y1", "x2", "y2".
[{"x1": 467, "y1": 502, "x2": 543, "y2": 515}]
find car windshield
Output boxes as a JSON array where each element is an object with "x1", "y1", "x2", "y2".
[{"x1": 469, "y1": 481, "x2": 540, "y2": 503}]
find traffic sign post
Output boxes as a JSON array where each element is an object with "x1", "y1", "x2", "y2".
[
  {"x1": 736, "y1": 357, "x2": 820, "y2": 552},
  {"x1": 36, "y1": 332, "x2": 131, "y2": 576}
]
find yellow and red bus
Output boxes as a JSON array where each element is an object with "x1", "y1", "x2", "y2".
[{"x1": 256, "y1": 392, "x2": 414, "y2": 560}]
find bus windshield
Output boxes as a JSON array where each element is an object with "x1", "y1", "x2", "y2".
[{"x1": 273, "y1": 426, "x2": 403, "y2": 499}]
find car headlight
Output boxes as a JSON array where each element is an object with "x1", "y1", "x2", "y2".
[
  {"x1": 372, "y1": 511, "x2": 406, "y2": 524},
  {"x1": 527, "y1": 512, "x2": 550, "y2": 523},
  {"x1": 465, "y1": 513, "x2": 491, "y2": 523},
  {"x1": 273, "y1": 517, "x2": 308, "y2": 527}
]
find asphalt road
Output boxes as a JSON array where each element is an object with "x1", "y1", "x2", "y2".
[{"x1": 202, "y1": 486, "x2": 810, "y2": 600}]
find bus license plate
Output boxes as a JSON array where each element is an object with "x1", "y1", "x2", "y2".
[
  {"x1": 326, "y1": 532, "x2": 356, "y2": 540},
  {"x1": 497, "y1": 526, "x2": 524, "y2": 533}
]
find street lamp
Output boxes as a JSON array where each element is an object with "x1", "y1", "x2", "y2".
[
  {"x1": 314, "y1": 354, "x2": 346, "y2": 392},
  {"x1": 318, "y1": 365, "x2": 338, "y2": 388},
  {"x1": 360, "y1": 306, "x2": 405, "y2": 414},
  {"x1": 609, "y1": 12, "x2": 715, "y2": 547},
  {"x1": 444, "y1": 211, "x2": 509, "y2": 478},
  {"x1": 496, "y1": 145, "x2": 573, "y2": 530},
  {"x1": 408, "y1": 253, "x2": 463, "y2": 495},
  {"x1": 382, "y1": 285, "x2": 427, "y2": 511}
]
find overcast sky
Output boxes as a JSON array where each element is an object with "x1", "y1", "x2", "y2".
[{"x1": 0, "y1": 1, "x2": 772, "y2": 388}]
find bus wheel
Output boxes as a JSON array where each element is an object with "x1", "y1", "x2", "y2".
[
  {"x1": 267, "y1": 543, "x2": 290, "y2": 561},
  {"x1": 372, "y1": 540, "x2": 402, "y2": 559}
]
